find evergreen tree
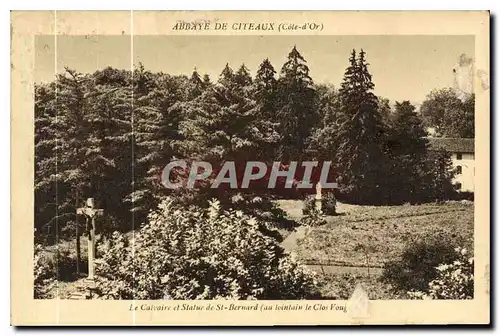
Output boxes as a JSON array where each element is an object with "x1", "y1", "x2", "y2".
[
  {"x1": 334, "y1": 49, "x2": 386, "y2": 203},
  {"x1": 35, "y1": 81, "x2": 62, "y2": 242},
  {"x1": 202, "y1": 73, "x2": 211, "y2": 86},
  {"x1": 389, "y1": 101, "x2": 428, "y2": 157},
  {"x1": 178, "y1": 63, "x2": 279, "y2": 201},
  {"x1": 277, "y1": 46, "x2": 317, "y2": 161},
  {"x1": 253, "y1": 58, "x2": 280, "y2": 160},
  {"x1": 34, "y1": 68, "x2": 135, "y2": 271},
  {"x1": 255, "y1": 59, "x2": 277, "y2": 92},
  {"x1": 423, "y1": 149, "x2": 457, "y2": 202},
  {"x1": 384, "y1": 101, "x2": 429, "y2": 203},
  {"x1": 218, "y1": 63, "x2": 235, "y2": 89},
  {"x1": 234, "y1": 63, "x2": 252, "y2": 88},
  {"x1": 189, "y1": 68, "x2": 204, "y2": 98},
  {"x1": 307, "y1": 84, "x2": 341, "y2": 161},
  {"x1": 35, "y1": 69, "x2": 92, "y2": 242},
  {"x1": 254, "y1": 59, "x2": 277, "y2": 117},
  {"x1": 191, "y1": 68, "x2": 203, "y2": 85},
  {"x1": 181, "y1": 63, "x2": 274, "y2": 163},
  {"x1": 132, "y1": 72, "x2": 188, "y2": 218},
  {"x1": 377, "y1": 97, "x2": 393, "y2": 126}
]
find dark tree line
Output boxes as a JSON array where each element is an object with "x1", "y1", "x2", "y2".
[{"x1": 35, "y1": 46, "x2": 463, "y2": 242}]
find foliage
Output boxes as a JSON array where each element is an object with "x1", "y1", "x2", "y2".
[
  {"x1": 408, "y1": 247, "x2": 474, "y2": 300},
  {"x1": 423, "y1": 149, "x2": 458, "y2": 202},
  {"x1": 276, "y1": 46, "x2": 318, "y2": 161},
  {"x1": 321, "y1": 192, "x2": 337, "y2": 215},
  {"x1": 300, "y1": 193, "x2": 329, "y2": 226},
  {"x1": 299, "y1": 208, "x2": 326, "y2": 227},
  {"x1": 253, "y1": 58, "x2": 280, "y2": 159},
  {"x1": 382, "y1": 101, "x2": 430, "y2": 204},
  {"x1": 95, "y1": 198, "x2": 319, "y2": 299},
  {"x1": 382, "y1": 232, "x2": 464, "y2": 292},
  {"x1": 420, "y1": 88, "x2": 474, "y2": 138},
  {"x1": 302, "y1": 194, "x2": 317, "y2": 215},
  {"x1": 224, "y1": 193, "x2": 295, "y2": 232},
  {"x1": 132, "y1": 67, "x2": 189, "y2": 218},
  {"x1": 333, "y1": 50, "x2": 387, "y2": 203},
  {"x1": 308, "y1": 84, "x2": 341, "y2": 161},
  {"x1": 35, "y1": 68, "x2": 135, "y2": 238},
  {"x1": 35, "y1": 48, "x2": 466, "y2": 248},
  {"x1": 34, "y1": 245, "x2": 56, "y2": 299}
]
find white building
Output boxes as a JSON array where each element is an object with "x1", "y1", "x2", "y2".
[{"x1": 428, "y1": 137, "x2": 475, "y2": 192}]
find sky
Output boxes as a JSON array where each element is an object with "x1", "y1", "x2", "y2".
[{"x1": 35, "y1": 35, "x2": 474, "y2": 104}]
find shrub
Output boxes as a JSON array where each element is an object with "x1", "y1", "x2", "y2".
[
  {"x1": 303, "y1": 193, "x2": 336, "y2": 216},
  {"x1": 227, "y1": 193, "x2": 295, "y2": 231},
  {"x1": 408, "y1": 247, "x2": 474, "y2": 300},
  {"x1": 34, "y1": 244, "x2": 56, "y2": 299},
  {"x1": 55, "y1": 248, "x2": 88, "y2": 281},
  {"x1": 381, "y1": 232, "x2": 462, "y2": 292},
  {"x1": 34, "y1": 241, "x2": 89, "y2": 289},
  {"x1": 299, "y1": 208, "x2": 326, "y2": 227},
  {"x1": 321, "y1": 192, "x2": 337, "y2": 215},
  {"x1": 302, "y1": 195, "x2": 317, "y2": 215},
  {"x1": 95, "y1": 198, "x2": 319, "y2": 299},
  {"x1": 171, "y1": 190, "x2": 296, "y2": 232}
]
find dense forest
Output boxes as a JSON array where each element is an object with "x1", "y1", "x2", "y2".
[{"x1": 34, "y1": 46, "x2": 474, "y2": 243}]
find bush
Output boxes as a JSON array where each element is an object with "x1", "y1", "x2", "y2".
[
  {"x1": 95, "y1": 198, "x2": 319, "y2": 299},
  {"x1": 227, "y1": 193, "x2": 295, "y2": 231},
  {"x1": 408, "y1": 247, "x2": 474, "y2": 300},
  {"x1": 381, "y1": 232, "x2": 462, "y2": 292},
  {"x1": 302, "y1": 195, "x2": 317, "y2": 215},
  {"x1": 454, "y1": 191, "x2": 474, "y2": 201},
  {"x1": 34, "y1": 245, "x2": 56, "y2": 299},
  {"x1": 299, "y1": 208, "x2": 326, "y2": 227},
  {"x1": 34, "y1": 241, "x2": 89, "y2": 287},
  {"x1": 303, "y1": 193, "x2": 336, "y2": 216},
  {"x1": 171, "y1": 190, "x2": 296, "y2": 232},
  {"x1": 321, "y1": 192, "x2": 337, "y2": 215},
  {"x1": 55, "y1": 248, "x2": 88, "y2": 281}
]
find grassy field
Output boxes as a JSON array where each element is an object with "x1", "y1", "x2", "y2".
[
  {"x1": 276, "y1": 199, "x2": 474, "y2": 299},
  {"x1": 277, "y1": 200, "x2": 474, "y2": 267},
  {"x1": 318, "y1": 273, "x2": 408, "y2": 300}
]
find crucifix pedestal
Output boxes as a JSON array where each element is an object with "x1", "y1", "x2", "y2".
[{"x1": 77, "y1": 198, "x2": 104, "y2": 280}]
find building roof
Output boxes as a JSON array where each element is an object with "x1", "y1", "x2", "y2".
[{"x1": 427, "y1": 137, "x2": 475, "y2": 153}]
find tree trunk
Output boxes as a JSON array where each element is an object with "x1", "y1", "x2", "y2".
[{"x1": 75, "y1": 192, "x2": 81, "y2": 276}]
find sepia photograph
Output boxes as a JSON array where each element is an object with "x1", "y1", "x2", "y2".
[{"x1": 11, "y1": 11, "x2": 490, "y2": 325}]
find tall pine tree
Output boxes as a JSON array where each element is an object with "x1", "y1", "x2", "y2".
[
  {"x1": 276, "y1": 46, "x2": 317, "y2": 161},
  {"x1": 253, "y1": 58, "x2": 280, "y2": 160},
  {"x1": 384, "y1": 101, "x2": 429, "y2": 203},
  {"x1": 132, "y1": 70, "x2": 188, "y2": 218},
  {"x1": 234, "y1": 63, "x2": 252, "y2": 87},
  {"x1": 189, "y1": 67, "x2": 204, "y2": 99},
  {"x1": 335, "y1": 49, "x2": 386, "y2": 203},
  {"x1": 307, "y1": 84, "x2": 341, "y2": 161}
]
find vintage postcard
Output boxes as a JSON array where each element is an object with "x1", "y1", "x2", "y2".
[{"x1": 11, "y1": 11, "x2": 490, "y2": 326}]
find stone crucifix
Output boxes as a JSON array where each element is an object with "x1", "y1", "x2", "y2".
[{"x1": 77, "y1": 198, "x2": 103, "y2": 280}]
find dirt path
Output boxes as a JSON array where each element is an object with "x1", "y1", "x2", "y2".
[{"x1": 281, "y1": 226, "x2": 308, "y2": 251}]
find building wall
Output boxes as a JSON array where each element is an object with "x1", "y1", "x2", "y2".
[{"x1": 451, "y1": 152, "x2": 474, "y2": 192}]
